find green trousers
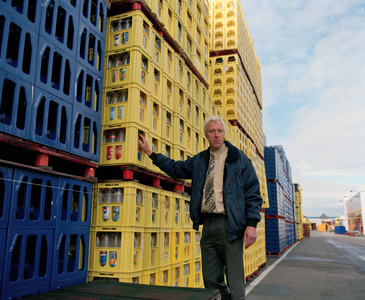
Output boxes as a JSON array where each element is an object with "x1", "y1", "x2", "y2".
[{"x1": 201, "y1": 214, "x2": 245, "y2": 300}]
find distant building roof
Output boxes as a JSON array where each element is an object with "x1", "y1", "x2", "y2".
[{"x1": 319, "y1": 213, "x2": 328, "y2": 219}]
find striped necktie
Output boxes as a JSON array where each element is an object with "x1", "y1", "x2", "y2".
[{"x1": 202, "y1": 154, "x2": 215, "y2": 213}]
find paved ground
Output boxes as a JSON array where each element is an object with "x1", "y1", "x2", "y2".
[{"x1": 245, "y1": 230, "x2": 365, "y2": 300}]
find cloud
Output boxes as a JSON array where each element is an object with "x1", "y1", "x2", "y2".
[{"x1": 240, "y1": 0, "x2": 365, "y2": 215}]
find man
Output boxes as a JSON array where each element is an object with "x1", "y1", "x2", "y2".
[{"x1": 138, "y1": 115, "x2": 262, "y2": 300}]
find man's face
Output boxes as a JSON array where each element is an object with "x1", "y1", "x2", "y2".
[{"x1": 205, "y1": 121, "x2": 225, "y2": 152}]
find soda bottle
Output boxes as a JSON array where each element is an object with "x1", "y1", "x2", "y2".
[
  {"x1": 112, "y1": 206, "x2": 120, "y2": 221},
  {"x1": 100, "y1": 251, "x2": 107, "y2": 266},
  {"x1": 103, "y1": 206, "x2": 110, "y2": 221},
  {"x1": 116, "y1": 20, "x2": 123, "y2": 31},
  {"x1": 114, "y1": 188, "x2": 123, "y2": 203},
  {"x1": 108, "y1": 130, "x2": 117, "y2": 143},
  {"x1": 117, "y1": 129, "x2": 125, "y2": 142},
  {"x1": 106, "y1": 188, "x2": 113, "y2": 203}
]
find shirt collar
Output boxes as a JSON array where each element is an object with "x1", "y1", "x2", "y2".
[{"x1": 210, "y1": 143, "x2": 227, "y2": 158}]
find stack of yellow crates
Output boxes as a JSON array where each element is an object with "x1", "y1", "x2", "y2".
[
  {"x1": 294, "y1": 184, "x2": 303, "y2": 240},
  {"x1": 208, "y1": 0, "x2": 267, "y2": 281},
  {"x1": 89, "y1": 0, "x2": 216, "y2": 288},
  {"x1": 89, "y1": 0, "x2": 267, "y2": 287}
]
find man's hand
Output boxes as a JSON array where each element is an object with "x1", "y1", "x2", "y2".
[
  {"x1": 244, "y1": 226, "x2": 257, "y2": 249},
  {"x1": 138, "y1": 134, "x2": 152, "y2": 156}
]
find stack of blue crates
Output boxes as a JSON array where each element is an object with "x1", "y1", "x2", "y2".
[
  {"x1": 264, "y1": 145, "x2": 296, "y2": 253},
  {"x1": 0, "y1": 0, "x2": 107, "y2": 162},
  {"x1": 0, "y1": 1, "x2": 107, "y2": 298},
  {"x1": 0, "y1": 166, "x2": 93, "y2": 299}
]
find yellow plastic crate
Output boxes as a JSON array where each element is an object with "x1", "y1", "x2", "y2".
[
  {"x1": 100, "y1": 123, "x2": 150, "y2": 169},
  {"x1": 161, "y1": 230, "x2": 172, "y2": 267},
  {"x1": 104, "y1": 47, "x2": 151, "y2": 90},
  {"x1": 160, "y1": 190, "x2": 178, "y2": 229},
  {"x1": 151, "y1": 65, "x2": 163, "y2": 102},
  {"x1": 89, "y1": 228, "x2": 144, "y2": 275},
  {"x1": 192, "y1": 231, "x2": 201, "y2": 259},
  {"x1": 157, "y1": 266, "x2": 172, "y2": 286},
  {"x1": 192, "y1": 258, "x2": 203, "y2": 288},
  {"x1": 106, "y1": 10, "x2": 152, "y2": 57},
  {"x1": 149, "y1": 133, "x2": 163, "y2": 173},
  {"x1": 172, "y1": 229, "x2": 183, "y2": 264},
  {"x1": 172, "y1": 262, "x2": 184, "y2": 286},
  {"x1": 148, "y1": 99, "x2": 162, "y2": 137},
  {"x1": 102, "y1": 84, "x2": 150, "y2": 128},
  {"x1": 173, "y1": 54, "x2": 186, "y2": 90},
  {"x1": 173, "y1": 15, "x2": 184, "y2": 49},
  {"x1": 163, "y1": 42, "x2": 175, "y2": 81},
  {"x1": 163, "y1": 1, "x2": 175, "y2": 37},
  {"x1": 144, "y1": 187, "x2": 162, "y2": 229},
  {"x1": 182, "y1": 195, "x2": 192, "y2": 229},
  {"x1": 88, "y1": 270, "x2": 143, "y2": 284},
  {"x1": 185, "y1": 67, "x2": 194, "y2": 98},
  {"x1": 172, "y1": 145, "x2": 188, "y2": 163},
  {"x1": 183, "y1": 260, "x2": 193, "y2": 287},
  {"x1": 151, "y1": 0, "x2": 164, "y2": 25},
  {"x1": 161, "y1": 105, "x2": 174, "y2": 142},
  {"x1": 143, "y1": 229, "x2": 162, "y2": 271},
  {"x1": 182, "y1": 230, "x2": 193, "y2": 261},
  {"x1": 161, "y1": 75, "x2": 174, "y2": 110},
  {"x1": 142, "y1": 268, "x2": 159, "y2": 285},
  {"x1": 150, "y1": 29, "x2": 165, "y2": 71},
  {"x1": 173, "y1": 113, "x2": 187, "y2": 146},
  {"x1": 94, "y1": 181, "x2": 148, "y2": 228},
  {"x1": 173, "y1": 84, "x2": 187, "y2": 120}
]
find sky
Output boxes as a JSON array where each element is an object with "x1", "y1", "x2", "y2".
[{"x1": 239, "y1": 0, "x2": 365, "y2": 217}]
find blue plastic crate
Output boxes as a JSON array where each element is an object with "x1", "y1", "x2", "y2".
[
  {"x1": 29, "y1": 87, "x2": 72, "y2": 152},
  {"x1": 38, "y1": 0, "x2": 80, "y2": 58},
  {"x1": 9, "y1": 168, "x2": 58, "y2": 229},
  {"x1": 74, "y1": 62, "x2": 103, "y2": 119},
  {"x1": 51, "y1": 228, "x2": 90, "y2": 289},
  {"x1": 35, "y1": 35, "x2": 77, "y2": 102},
  {"x1": 1, "y1": 0, "x2": 42, "y2": 33},
  {"x1": 1, "y1": 228, "x2": 54, "y2": 298},
  {"x1": 79, "y1": 0, "x2": 107, "y2": 40},
  {"x1": 70, "y1": 107, "x2": 101, "y2": 161},
  {"x1": 76, "y1": 20, "x2": 105, "y2": 78},
  {"x1": 0, "y1": 10, "x2": 38, "y2": 85},
  {"x1": 57, "y1": 177, "x2": 93, "y2": 228},
  {"x1": 0, "y1": 70, "x2": 33, "y2": 139},
  {"x1": 0, "y1": 165, "x2": 13, "y2": 228},
  {"x1": 0, "y1": 228, "x2": 6, "y2": 294}
]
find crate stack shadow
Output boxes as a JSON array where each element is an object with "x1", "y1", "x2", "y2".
[{"x1": 0, "y1": 0, "x2": 108, "y2": 299}]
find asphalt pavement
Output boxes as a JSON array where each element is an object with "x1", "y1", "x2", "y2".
[{"x1": 245, "y1": 230, "x2": 365, "y2": 300}]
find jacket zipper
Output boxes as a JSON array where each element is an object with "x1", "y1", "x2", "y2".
[{"x1": 227, "y1": 169, "x2": 241, "y2": 186}]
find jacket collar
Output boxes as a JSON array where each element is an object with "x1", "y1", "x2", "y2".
[{"x1": 202, "y1": 141, "x2": 239, "y2": 162}]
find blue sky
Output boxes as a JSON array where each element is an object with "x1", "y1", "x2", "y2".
[{"x1": 239, "y1": 0, "x2": 365, "y2": 217}]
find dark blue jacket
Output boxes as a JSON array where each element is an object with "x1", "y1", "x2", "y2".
[{"x1": 150, "y1": 141, "x2": 262, "y2": 241}]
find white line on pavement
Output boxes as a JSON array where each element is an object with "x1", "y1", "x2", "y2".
[{"x1": 245, "y1": 241, "x2": 300, "y2": 296}]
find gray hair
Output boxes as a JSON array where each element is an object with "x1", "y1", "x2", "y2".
[{"x1": 203, "y1": 115, "x2": 226, "y2": 135}]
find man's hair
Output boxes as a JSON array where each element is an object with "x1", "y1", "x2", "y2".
[{"x1": 203, "y1": 115, "x2": 226, "y2": 135}]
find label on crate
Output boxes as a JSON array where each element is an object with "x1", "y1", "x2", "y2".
[
  {"x1": 115, "y1": 145, "x2": 122, "y2": 159},
  {"x1": 110, "y1": 107, "x2": 116, "y2": 120},
  {"x1": 120, "y1": 68, "x2": 126, "y2": 81},
  {"x1": 103, "y1": 206, "x2": 110, "y2": 221},
  {"x1": 123, "y1": 32, "x2": 129, "y2": 44},
  {"x1": 100, "y1": 251, "x2": 107, "y2": 266},
  {"x1": 110, "y1": 251, "x2": 117, "y2": 267},
  {"x1": 114, "y1": 34, "x2": 120, "y2": 46},
  {"x1": 112, "y1": 206, "x2": 120, "y2": 221},
  {"x1": 107, "y1": 146, "x2": 113, "y2": 160}
]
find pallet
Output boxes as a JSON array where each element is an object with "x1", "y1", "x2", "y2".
[
  {"x1": 0, "y1": 133, "x2": 98, "y2": 182},
  {"x1": 97, "y1": 165, "x2": 192, "y2": 195},
  {"x1": 246, "y1": 269, "x2": 259, "y2": 281}
]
